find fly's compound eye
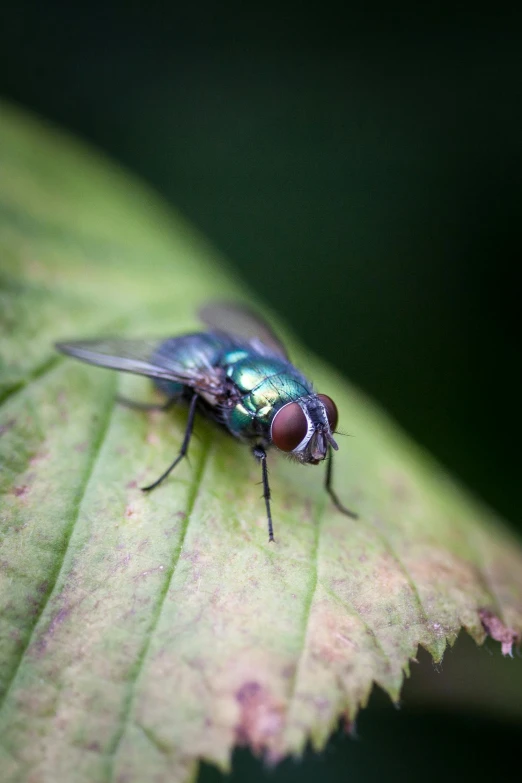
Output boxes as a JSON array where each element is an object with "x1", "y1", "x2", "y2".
[
  {"x1": 271, "y1": 402, "x2": 308, "y2": 452},
  {"x1": 317, "y1": 394, "x2": 338, "y2": 432}
]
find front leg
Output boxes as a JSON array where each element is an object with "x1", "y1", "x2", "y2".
[
  {"x1": 253, "y1": 445, "x2": 275, "y2": 543},
  {"x1": 325, "y1": 446, "x2": 358, "y2": 519}
]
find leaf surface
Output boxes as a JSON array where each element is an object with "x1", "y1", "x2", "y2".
[{"x1": 1, "y1": 103, "x2": 521, "y2": 783}]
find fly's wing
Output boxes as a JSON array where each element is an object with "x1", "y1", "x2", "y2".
[
  {"x1": 199, "y1": 302, "x2": 289, "y2": 360},
  {"x1": 56, "y1": 338, "x2": 224, "y2": 394}
]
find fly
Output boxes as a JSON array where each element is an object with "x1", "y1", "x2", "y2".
[{"x1": 56, "y1": 303, "x2": 357, "y2": 542}]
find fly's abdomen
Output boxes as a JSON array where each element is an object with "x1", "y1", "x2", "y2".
[{"x1": 224, "y1": 357, "x2": 312, "y2": 441}]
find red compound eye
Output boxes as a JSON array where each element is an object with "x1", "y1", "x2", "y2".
[
  {"x1": 317, "y1": 394, "x2": 338, "y2": 431},
  {"x1": 271, "y1": 402, "x2": 308, "y2": 452}
]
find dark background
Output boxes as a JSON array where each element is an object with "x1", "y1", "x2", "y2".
[{"x1": 1, "y1": 3, "x2": 521, "y2": 780}]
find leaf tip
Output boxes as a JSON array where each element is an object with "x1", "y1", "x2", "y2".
[{"x1": 234, "y1": 681, "x2": 285, "y2": 758}]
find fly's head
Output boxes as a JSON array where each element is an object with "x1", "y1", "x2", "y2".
[{"x1": 270, "y1": 394, "x2": 339, "y2": 464}]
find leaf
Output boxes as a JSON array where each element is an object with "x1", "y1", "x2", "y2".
[{"x1": 1, "y1": 102, "x2": 521, "y2": 783}]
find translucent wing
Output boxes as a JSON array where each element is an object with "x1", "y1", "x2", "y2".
[
  {"x1": 55, "y1": 338, "x2": 223, "y2": 392},
  {"x1": 199, "y1": 302, "x2": 289, "y2": 360}
]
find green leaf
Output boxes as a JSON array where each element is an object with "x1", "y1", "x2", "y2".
[{"x1": 1, "y1": 102, "x2": 521, "y2": 783}]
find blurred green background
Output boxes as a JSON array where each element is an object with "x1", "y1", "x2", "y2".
[{"x1": 1, "y1": 2, "x2": 521, "y2": 780}]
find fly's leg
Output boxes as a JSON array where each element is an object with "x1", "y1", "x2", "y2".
[
  {"x1": 117, "y1": 395, "x2": 178, "y2": 412},
  {"x1": 142, "y1": 393, "x2": 198, "y2": 491},
  {"x1": 253, "y1": 445, "x2": 275, "y2": 543},
  {"x1": 325, "y1": 446, "x2": 358, "y2": 519}
]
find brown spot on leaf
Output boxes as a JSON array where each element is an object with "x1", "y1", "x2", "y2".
[
  {"x1": 235, "y1": 681, "x2": 284, "y2": 754},
  {"x1": 12, "y1": 485, "x2": 28, "y2": 497},
  {"x1": 30, "y1": 448, "x2": 50, "y2": 465},
  {"x1": 479, "y1": 609, "x2": 520, "y2": 656}
]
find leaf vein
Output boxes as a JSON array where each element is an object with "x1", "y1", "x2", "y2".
[
  {"x1": 0, "y1": 374, "x2": 117, "y2": 712},
  {"x1": 282, "y1": 498, "x2": 323, "y2": 729},
  {"x1": 106, "y1": 431, "x2": 212, "y2": 780},
  {"x1": 318, "y1": 581, "x2": 393, "y2": 670},
  {"x1": 0, "y1": 355, "x2": 61, "y2": 407},
  {"x1": 366, "y1": 519, "x2": 430, "y2": 626}
]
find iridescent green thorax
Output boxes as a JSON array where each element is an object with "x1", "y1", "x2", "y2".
[{"x1": 224, "y1": 354, "x2": 313, "y2": 441}]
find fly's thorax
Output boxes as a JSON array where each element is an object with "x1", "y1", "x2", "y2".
[
  {"x1": 270, "y1": 393, "x2": 339, "y2": 463},
  {"x1": 223, "y1": 357, "x2": 313, "y2": 442}
]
